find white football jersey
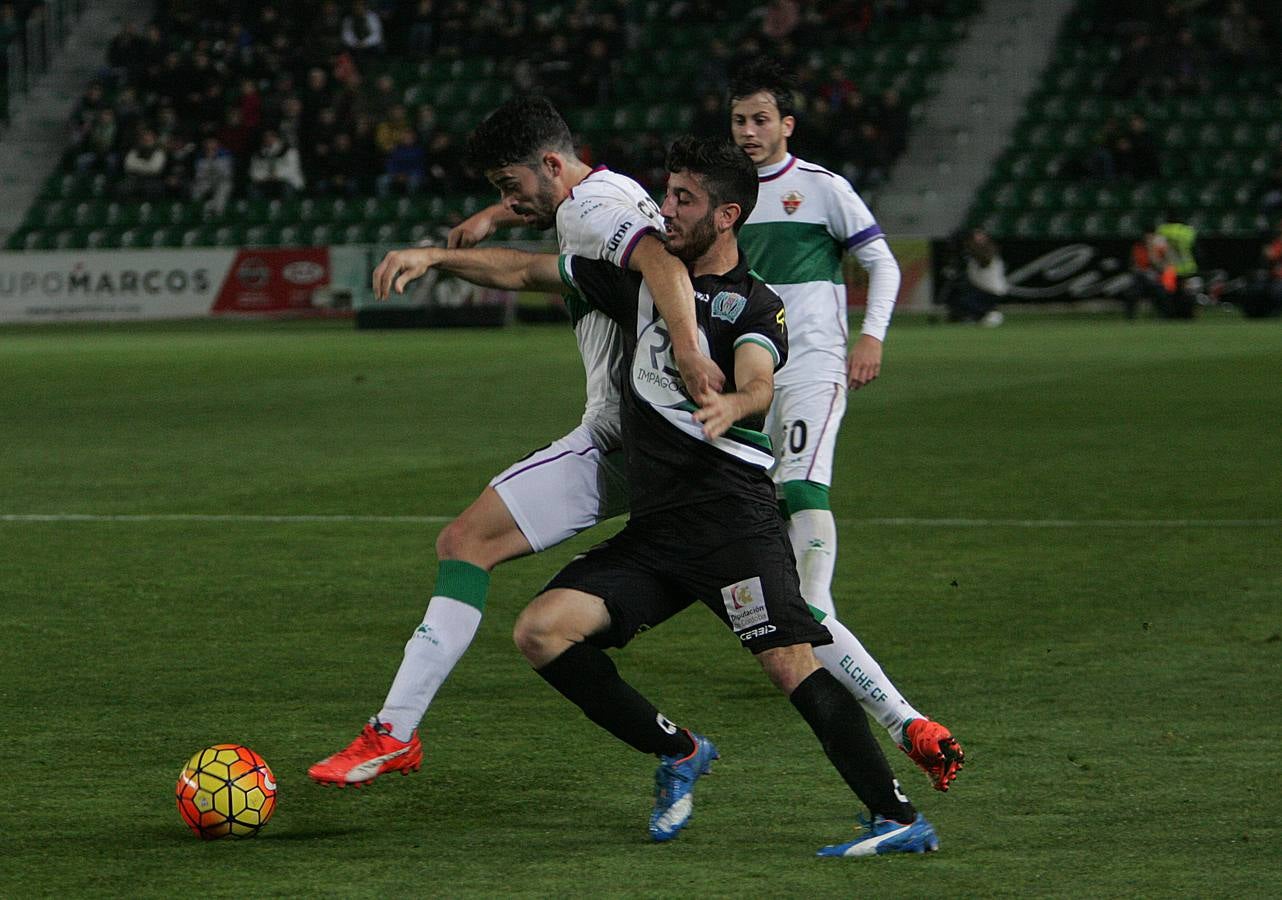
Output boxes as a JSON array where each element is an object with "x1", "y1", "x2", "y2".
[
  {"x1": 555, "y1": 166, "x2": 665, "y2": 448},
  {"x1": 739, "y1": 154, "x2": 895, "y2": 387}
]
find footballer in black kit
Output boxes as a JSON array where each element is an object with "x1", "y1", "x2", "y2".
[{"x1": 546, "y1": 249, "x2": 833, "y2": 655}]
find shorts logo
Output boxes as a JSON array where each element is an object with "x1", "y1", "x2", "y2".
[
  {"x1": 739, "y1": 624, "x2": 777, "y2": 642},
  {"x1": 781, "y1": 191, "x2": 804, "y2": 215},
  {"x1": 711, "y1": 291, "x2": 747, "y2": 324},
  {"x1": 721, "y1": 576, "x2": 769, "y2": 632}
]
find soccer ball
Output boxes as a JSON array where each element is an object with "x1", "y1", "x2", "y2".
[{"x1": 176, "y1": 744, "x2": 277, "y2": 839}]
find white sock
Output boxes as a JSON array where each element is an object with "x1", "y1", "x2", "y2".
[
  {"x1": 813, "y1": 613, "x2": 924, "y2": 743},
  {"x1": 376, "y1": 596, "x2": 483, "y2": 742},
  {"x1": 789, "y1": 508, "x2": 838, "y2": 617}
]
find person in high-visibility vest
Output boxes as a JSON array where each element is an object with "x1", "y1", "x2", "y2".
[{"x1": 1154, "y1": 214, "x2": 1198, "y2": 318}]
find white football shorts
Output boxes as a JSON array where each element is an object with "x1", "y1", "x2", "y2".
[
  {"x1": 764, "y1": 380, "x2": 848, "y2": 488},
  {"x1": 489, "y1": 423, "x2": 629, "y2": 553}
]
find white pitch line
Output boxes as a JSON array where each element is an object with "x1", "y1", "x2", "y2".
[{"x1": 1, "y1": 514, "x2": 1279, "y2": 528}]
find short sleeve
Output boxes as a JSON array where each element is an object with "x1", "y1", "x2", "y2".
[
  {"x1": 731, "y1": 283, "x2": 789, "y2": 372},
  {"x1": 559, "y1": 254, "x2": 635, "y2": 323},
  {"x1": 557, "y1": 186, "x2": 663, "y2": 269}
]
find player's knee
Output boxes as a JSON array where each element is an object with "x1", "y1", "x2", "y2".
[
  {"x1": 512, "y1": 601, "x2": 560, "y2": 666},
  {"x1": 756, "y1": 644, "x2": 821, "y2": 695}
]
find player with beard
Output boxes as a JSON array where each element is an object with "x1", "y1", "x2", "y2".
[
  {"x1": 361, "y1": 136, "x2": 942, "y2": 857},
  {"x1": 309, "y1": 96, "x2": 723, "y2": 787}
]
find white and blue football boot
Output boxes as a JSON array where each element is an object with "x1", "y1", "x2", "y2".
[
  {"x1": 817, "y1": 813, "x2": 940, "y2": 858},
  {"x1": 648, "y1": 731, "x2": 719, "y2": 842}
]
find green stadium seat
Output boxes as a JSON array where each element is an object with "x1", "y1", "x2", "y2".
[
  {"x1": 181, "y1": 226, "x2": 212, "y2": 247},
  {"x1": 214, "y1": 224, "x2": 245, "y2": 246}
]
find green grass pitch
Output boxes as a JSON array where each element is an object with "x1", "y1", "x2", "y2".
[{"x1": 1, "y1": 314, "x2": 1280, "y2": 897}]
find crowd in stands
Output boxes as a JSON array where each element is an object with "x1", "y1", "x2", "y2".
[
  {"x1": 65, "y1": 0, "x2": 947, "y2": 214},
  {"x1": 1065, "y1": 0, "x2": 1282, "y2": 186}
]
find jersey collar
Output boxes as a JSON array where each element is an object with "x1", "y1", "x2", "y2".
[
  {"x1": 567, "y1": 165, "x2": 610, "y2": 200},
  {"x1": 757, "y1": 154, "x2": 796, "y2": 182},
  {"x1": 693, "y1": 250, "x2": 753, "y2": 289}
]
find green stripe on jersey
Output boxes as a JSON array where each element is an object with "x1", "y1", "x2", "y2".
[
  {"x1": 734, "y1": 333, "x2": 781, "y2": 366},
  {"x1": 739, "y1": 220, "x2": 842, "y2": 286},
  {"x1": 675, "y1": 400, "x2": 774, "y2": 453},
  {"x1": 558, "y1": 255, "x2": 592, "y2": 325}
]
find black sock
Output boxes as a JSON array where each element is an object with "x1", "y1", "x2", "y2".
[
  {"x1": 536, "y1": 642, "x2": 694, "y2": 758},
  {"x1": 790, "y1": 668, "x2": 916, "y2": 823}
]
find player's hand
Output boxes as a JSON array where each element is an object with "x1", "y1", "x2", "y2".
[
  {"x1": 372, "y1": 248, "x2": 440, "y2": 300},
  {"x1": 446, "y1": 210, "x2": 497, "y2": 249},
  {"x1": 674, "y1": 347, "x2": 725, "y2": 406},
  {"x1": 692, "y1": 391, "x2": 742, "y2": 440},
  {"x1": 847, "y1": 334, "x2": 883, "y2": 390}
]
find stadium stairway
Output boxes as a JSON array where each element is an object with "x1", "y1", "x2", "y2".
[
  {"x1": 0, "y1": 0, "x2": 137, "y2": 247},
  {"x1": 876, "y1": 0, "x2": 1075, "y2": 237}
]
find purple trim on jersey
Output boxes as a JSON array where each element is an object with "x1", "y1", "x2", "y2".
[
  {"x1": 493, "y1": 444, "x2": 602, "y2": 486},
  {"x1": 845, "y1": 224, "x2": 884, "y2": 250},
  {"x1": 566, "y1": 165, "x2": 612, "y2": 201},
  {"x1": 758, "y1": 156, "x2": 797, "y2": 183},
  {"x1": 805, "y1": 383, "x2": 843, "y2": 482},
  {"x1": 619, "y1": 224, "x2": 659, "y2": 269}
]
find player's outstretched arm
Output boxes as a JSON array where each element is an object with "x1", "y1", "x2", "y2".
[
  {"x1": 446, "y1": 203, "x2": 526, "y2": 248},
  {"x1": 627, "y1": 234, "x2": 724, "y2": 403},
  {"x1": 693, "y1": 342, "x2": 775, "y2": 440},
  {"x1": 372, "y1": 246, "x2": 562, "y2": 299}
]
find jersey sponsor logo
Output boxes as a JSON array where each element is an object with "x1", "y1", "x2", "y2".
[
  {"x1": 738, "y1": 624, "x2": 777, "y2": 642},
  {"x1": 606, "y1": 220, "x2": 634, "y2": 254},
  {"x1": 781, "y1": 191, "x2": 804, "y2": 215},
  {"x1": 631, "y1": 321, "x2": 711, "y2": 408},
  {"x1": 721, "y1": 576, "x2": 769, "y2": 632},
  {"x1": 710, "y1": 291, "x2": 747, "y2": 323}
]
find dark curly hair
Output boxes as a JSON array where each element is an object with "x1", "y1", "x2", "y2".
[
  {"x1": 665, "y1": 135, "x2": 758, "y2": 232},
  {"x1": 727, "y1": 58, "x2": 797, "y2": 120},
  {"x1": 465, "y1": 95, "x2": 576, "y2": 172}
]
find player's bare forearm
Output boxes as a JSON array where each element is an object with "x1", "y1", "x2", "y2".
[
  {"x1": 629, "y1": 235, "x2": 725, "y2": 400},
  {"x1": 373, "y1": 246, "x2": 561, "y2": 298},
  {"x1": 446, "y1": 203, "x2": 525, "y2": 248},
  {"x1": 693, "y1": 342, "x2": 774, "y2": 438}
]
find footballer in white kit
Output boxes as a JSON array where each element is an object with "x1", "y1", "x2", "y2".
[
  {"x1": 733, "y1": 72, "x2": 900, "y2": 621},
  {"x1": 489, "y1": 166, "x2": 666, "y2": 551}
]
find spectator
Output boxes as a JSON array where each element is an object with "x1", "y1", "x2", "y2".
[
  {"x1": 162, "y1": 130, "x2": 196, "y2": 198},
  {"x1": 1239, "y1": 220, "x2": 1282, "y2": 318},
  {"x1": 875, "y1": 88, "x2": 910, "y2": 159},
  {"x1": 314, "y1": 131, "x2": 361, "y2": 196},
  {"x1": 374, "y1": 103, "x2": 413, "y2": 154},
  {"x1": 75, "y1": 108, "x2": 121, "y2": 173},
  {"x1": 1154, "y1": 211, "x2": 1198, "y2": 318},
  {"x1": 192, "y1": 136, "x2": 234, "y2": 215},
  {"x1": 406, "y1": 0, "x2": 438, "y2": 54},
  {"x1": 121, "y1": 128, "x2": 168, "y2": 199},
  {"x1": 948, "y1": 229, "x2": 1007, "y2": 325},
  {"x1": 363, "y1": 72, "x2": 399, "y2": 121},
  {"x1": 760, "y1": 0, "x2": 801, "y2": 44},
  {"x1": 342, "y1": 0, "x2": 385, "y2": 58},
  {"x1": 249, "y1": 129, "x2": 305, "y2": 198},
  {"x1": 238, "y1": 78, "x2": 264, "y2": 130},
  {"x1": 378, "y1": 128, "x2": 426, "y2": 195},
  {"x1": 1126, "y1": 226, "x2": 1172, "y2": 318}
]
